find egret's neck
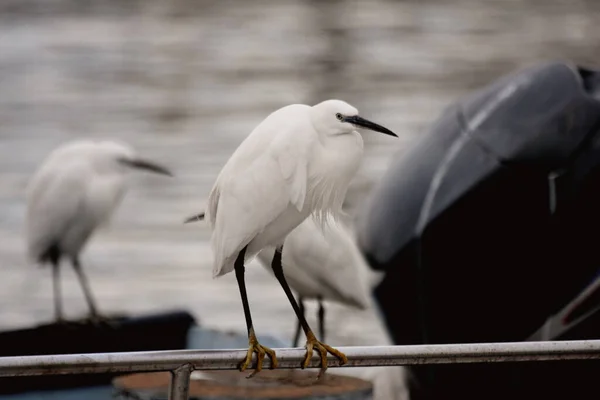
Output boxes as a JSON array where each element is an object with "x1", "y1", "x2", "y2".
[
  {"x1": 317, "y1": 130, "x2": 364, "y2": 163},
  {"x1": 324, "y1": 129, "x2": 363, "y2": 146}
]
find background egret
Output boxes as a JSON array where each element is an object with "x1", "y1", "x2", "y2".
[
  {"x1": 256, "y1": 216, "x2": 377, "y2": 347},
  {"x1": 184, "y1": 212, "x2": 379, "y2": 347},
  {"x1": 26, "y1": 140, "x2": 172, "y2": 324},
  {"x1": 198, "y1": 99, "x2": 397, "y2": 378}
]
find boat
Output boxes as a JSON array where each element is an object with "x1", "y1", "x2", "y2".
[{"x1": 356, "y1": 61, "x2": 600, "y2": 400}]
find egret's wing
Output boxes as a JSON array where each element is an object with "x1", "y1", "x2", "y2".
[
  {"x1": 208, "y1": 105, "x2": 314, "y2": 277},
  {"x1": 284, "y1": 218, "x2": 372, "y2": 308},
  {"x1": 210, "y1": 148, "x2": 308, "y2": 277},
  {"x1": 26, "y1": 161, "x2": 89, "y2": 262},
  {"x1": 256, "y1": 242, "x2": 324, "y2": 298},
  {"x1": 206, "y1": 148, "x2": 305, "y2": 227},
  {"x1": 26, "y1": 154, "x2": 126, "y2": 261},
  {"x1": 282, "y1": 221, "x2": 336, "y2": 293},
  {"x1": 278, "y1": 147, "x2": 307, "y2": 212}
]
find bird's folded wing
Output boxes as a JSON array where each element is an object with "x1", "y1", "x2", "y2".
[
  {"x1": 286, "y1": 219, "x2": 372, "y2": 308},
  {"x1": 26, "y1": 162, "x2": 89, "y2": 261},
  {"x1": 209, "y1": 129, "x2": 312, "y2": 278},
  {"x1": 278, "y1": 146, "x2": 307, "y2": 212}
]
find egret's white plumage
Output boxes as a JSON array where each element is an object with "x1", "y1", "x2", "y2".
[
  {"x1": 200, "y1": 98, "x2": 397, "y2": 377},
  {"x1": 256, "y1": 216, "x2": 381, "y2": 347},
  {"x1": 256, "y1": 217, "x2": 372, "y2": 309},
  {"x1": 28, "y1": 141, "x2": 129, "y2": 262},
  {"x1": 206, "y1": 100, "x2": 365, "y2": 278},
  {"x1": 26, "y1": 139, "x2": 172, "y2": 322}
]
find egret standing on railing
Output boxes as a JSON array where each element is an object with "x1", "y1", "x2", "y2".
[
  {"x1": 26, "y1": 140, "x2": 172, "y2": 324},
  {"x1": 193, "y1": 99, "x2": 397, "y2": 378}
]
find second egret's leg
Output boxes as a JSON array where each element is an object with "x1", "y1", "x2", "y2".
[
  {"x1": 271, "y1": 245, "x2": 347, "y2": 378},
  {"x1": 292, "y1": 296, "x2": 305, "y2": 347},
  {"x1": 51, "y1": 261, "x2": 64, "y2": 323},
  {"x1": 72, "y1": 258, "x2": 101, "y2": 322},
  {"x1": 317, "y1": 295, "x2": 325, "y2": 343},
  {"x1": 235, "y1": 246, "x2": 277, "y2": 378}
]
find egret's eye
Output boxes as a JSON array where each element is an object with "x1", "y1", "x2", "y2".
[{"x1": 336, "y1": 113, "x2": 344, "y2": 121}]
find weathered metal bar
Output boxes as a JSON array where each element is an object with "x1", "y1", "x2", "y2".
[
  {"x1": 1, "y1": 340, "x2": 600, "y2": 377},
  {"x1": 168, "y1": 364, "x2": 192, "y2": 400}
]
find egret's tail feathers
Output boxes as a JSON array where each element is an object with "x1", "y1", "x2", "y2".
[
  {"x1": 368, "y1": 269, "x2": 385, "y2": 289},
  {"x1": 183, "y1": 212, "x2": 205, "y2": 224},
  {"x1": 212, "y1": 257, "x2": 234, "y2": 278},
  {"x1": 212, "y1": 250, "x2": 257, "y2": 279},
  {"x1": 340, "y1": 283, "x2": 372, "y2": 310}
]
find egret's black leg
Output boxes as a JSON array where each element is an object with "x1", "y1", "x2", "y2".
[
  {"x1": 235, "y1": 247, "x2": 252, "y2": 333},
  {"x1": 271, "y1": 245, "x2": 347, "y2": 378},
  {"x1": 235, "y1": 246, "x2": 277, "y2": 377},
  {"x1": 317, "y1": 295, "x2": 325, "y2": 342},
  {"x1": 72, "y1": 258, "x2": 101, "y2": 322},
  {"x1": 51, "y1": 261, "x2": 64, "y2": 323},
  {"x1": 292, "y1": 296, "x2": 305, "y2": 347}
]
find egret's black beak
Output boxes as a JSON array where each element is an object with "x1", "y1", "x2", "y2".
[
  {"x1": 344, "y1": 115, "x2": 398, "y2": 137},
  {"x1": 120, "y1": 158, "x2": 173, "y2": 176},
  {"x1": 183, "y1": 212, "x2": 205, "y2": 224}
]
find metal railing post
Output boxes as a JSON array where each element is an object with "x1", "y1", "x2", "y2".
[{"x1": 168, "y1": 364, "x2": 193, "y2": 400}]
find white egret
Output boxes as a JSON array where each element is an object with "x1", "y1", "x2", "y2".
[
  {"x1": 256, "y1": 217, "x2": 374, "y2": 348},
  {"x1": 187, "y1": 99, "x2": 397, "y2": 378},
  {"x1": 26, "y1": 139, "x2": 172, "y2": 324}
]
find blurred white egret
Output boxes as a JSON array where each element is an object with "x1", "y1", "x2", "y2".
[
  {"x1": 187, "y1": 99, "x2": 397, "y2": 378},
  {"x1": 26, "y1": 139, "x2": 172, "y2": 324},
  {"x1": 256, "y1": 217, "x2": 374, "y2": 348}
]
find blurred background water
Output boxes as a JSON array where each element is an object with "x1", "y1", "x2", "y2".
[{"x1": 0, "y1": 0, "x2": 599, "y2": 398}]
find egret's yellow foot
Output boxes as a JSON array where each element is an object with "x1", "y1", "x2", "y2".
[
  {"x1": 239, "y1": 329, "x2": 278, "y2": 378},
  {"x1": 302, "y1": 330, "x2": 348, "y2": 379}
]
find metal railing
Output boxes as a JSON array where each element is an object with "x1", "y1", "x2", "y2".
[{"x1": 2, "y1": 340, "x2": 600, "y2": 400}]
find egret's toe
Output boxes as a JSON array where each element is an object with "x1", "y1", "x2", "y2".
[
  {"x1": 239, "y1": 338, "x2": 278, "y2": 378},
  {"x1": 302, "y1": 331, "x2": 347, "y2": 379}
]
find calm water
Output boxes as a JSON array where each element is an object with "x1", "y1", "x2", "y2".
[{"x1": 0, "y1": 0, "x2": 599, "y2": 398}]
